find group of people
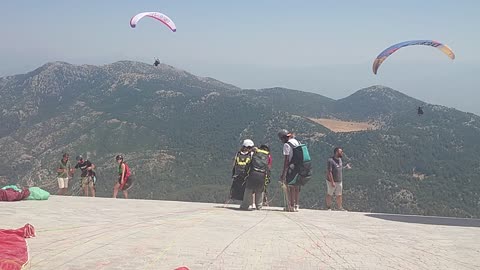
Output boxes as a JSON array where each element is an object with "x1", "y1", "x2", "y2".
[
  {"x1": 55, "y1": 128, "x2": 349, "y2": 210},
  {"x1": 230, "y1": 139, "x2": 272, "y2": 211},
  {"x1": 55, "y1": 154, "x2": 134, "y2": 199},
  {"x1": 230, "y1": 129, "x2": 351, "y2": 211}
]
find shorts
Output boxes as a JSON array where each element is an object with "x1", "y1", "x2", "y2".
[
  {"x1": 57, "y1": 177, "x2": 69, "y2": 189},
  {"x1": 326, "y1": 180, "x2": 343, "y2": 196},
  {"x1": 118, "y1": 176, "x2": 134, "y2": 191},
  {"x1": 81, "y1": 176, "x2": 94, "y2": 188}
]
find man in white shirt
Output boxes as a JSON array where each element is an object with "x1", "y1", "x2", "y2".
[{"x1": 278, "y1": 129, "x2": 301, "y2": 212}]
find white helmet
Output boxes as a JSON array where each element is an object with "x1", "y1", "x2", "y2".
[{"x1": 242, "y1": 139, "x2": 254, "y2": 147}]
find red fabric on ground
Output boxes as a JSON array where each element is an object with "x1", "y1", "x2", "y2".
[
  {"x1": 0, "y1": 188, "x2": 30, "y2": 202},
  {"x1": 0, "y1": 224, "x2": 35, "y2": 270}
]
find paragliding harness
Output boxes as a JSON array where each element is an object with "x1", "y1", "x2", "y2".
[
  {"x1": 247, "y1": 148, "x2": 271, "y2": 206},
  {"x1": 245, "y1": 148, "x2": 270, "y2": 190},
  {"x1": 249, "y1": 148, "x2": 269, "y2": 174},
  {"x1": 233, "y1": 152, "x2": 251, "y2": 178},
  {"x1": 417, "y1": 106, "x2": 424, "y2": 115},
  {"x1": 76, "y1": 159, "x2": 95, "y2": 190},
  {"x1": 286, "y1": 141, "x2": 312, "y2": 186},
  {"x1": 153, "y1": 58, "x2": 160, "y2": 67},
  {"x1": 230, "y1": 152, "x2": 251, "y2": 200}
]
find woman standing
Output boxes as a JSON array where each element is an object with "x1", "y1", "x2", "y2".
[{"x1": 113, "y1": 155, "x2": 133, "y2": 199}]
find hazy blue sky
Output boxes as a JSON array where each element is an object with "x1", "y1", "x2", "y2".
[{"x1": 1, "y1": 1, "x2": 479, "y2": 114}]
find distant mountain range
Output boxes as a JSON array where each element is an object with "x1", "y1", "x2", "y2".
[{"x1": 1, "y1": 61, "x2": 479, "y2": 218}]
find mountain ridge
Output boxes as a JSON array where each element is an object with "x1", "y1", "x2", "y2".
[{"x1": 1, "y1": 61, "x2": 479, "y2": 218}]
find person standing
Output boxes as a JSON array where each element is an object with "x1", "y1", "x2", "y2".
[
  {"x1": 326, "y1": 147, "x2": 351, "y2": 211},
  {"x1": 56, "y1": 153, "x2": 73, "y2": 195},
  {"x1": 261, "y1": 145, "x2": 272, "y2": 206},
  {"x1": 113, "y1": 155, "x2": 133, "y2": 199},
  {"x1": 230, "y1": 139, "x2": 254, "y2": 201},
  {"x1": 278, "y1": 129, "x2": 301, "y2": 212},
  {"x1": 240, "y1": 145, "x2": 271, "y2": 210},
  {"x1": 74, "y1": 155, "x2": 96, "y2": 197}
]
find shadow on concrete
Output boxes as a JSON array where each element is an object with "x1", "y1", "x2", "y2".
[
  {"x1": 214, "y1": 206, "x2": 285, "y2": 212},
  {"x1": 365, "y1": 213, "x2": 480, "y2": 228},
  {"x1": 215, "y1": 206, "x2": 249, "y2": 211},
  {"x1": 259, "y1": 208, "x2": 286, "y2": 212}
]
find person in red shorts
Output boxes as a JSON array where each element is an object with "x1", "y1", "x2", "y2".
[{"x1": 113, "y1": 155, "x2": 133, "y2": 199}]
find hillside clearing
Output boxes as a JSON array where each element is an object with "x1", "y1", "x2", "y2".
[{"x1": 309, "y1": 118, "x2": 377, "y2": 132}]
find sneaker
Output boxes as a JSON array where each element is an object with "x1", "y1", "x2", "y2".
[
  {"x1": 294, "y1": 205, "x2": 299, "y2": 212},
  {"x1": 337, "y1": 208, "x2": 348, "y2": 212},
  {"x1": 326, "y1": 208, "x2": 332, "y2": 211}
]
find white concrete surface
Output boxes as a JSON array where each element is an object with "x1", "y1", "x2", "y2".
[{"x1": 2, "y1": 195, "x2": 480, "y2": 270}]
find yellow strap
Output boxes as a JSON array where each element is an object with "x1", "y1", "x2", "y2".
[
  {"x1": 236, "y1": 156, "x2": 251, "y2": 166},
  {"x1": 255, "y1": 149, "x2": 269, "y2": 155}
]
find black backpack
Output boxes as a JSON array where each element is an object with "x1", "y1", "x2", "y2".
[
  {"x1": 287, "y1": 141, "x2": 312, "y2": 185},
  {"x1": 249, "y1": 148, "x2": 270, "y2": 174},
  {"x1": 233, "y1": 152, "x2": 251, "y2": 177}
]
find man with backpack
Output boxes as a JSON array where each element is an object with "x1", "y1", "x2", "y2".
[
  {"x1": 278, "y1": 129, "x2": 312, "y2": 212},
  {"x1": 74, "y1": 155, "x2": 96, "y2": 197},
  {"x1": 240, "y1": 144, "x2": 271, "y2": 210}
]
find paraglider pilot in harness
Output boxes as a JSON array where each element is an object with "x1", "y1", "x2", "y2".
[
  {"x1": 230, "y1": 139, "x2": 254, "y2": 201},
  {"x1": 154, "y1": 58, "x2": 160, "y2": 67},
  {"x1": 417, "y1": 106, "x2": 424, "y2": 115},
  {"x1": 240, "y1": 144, "x2": 271, "y2": 210}
]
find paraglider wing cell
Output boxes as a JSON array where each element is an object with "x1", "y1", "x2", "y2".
[
  {"x1": 372, "y1": 40, "x2": 455, "y2": 74},
  {"x1": 130, "y1": 12, "x2": 177, "y2": 32}
]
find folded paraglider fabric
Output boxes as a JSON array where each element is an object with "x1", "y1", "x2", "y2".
[
  {"x1": 1, "y1": 185, "x2": 21, "y2": 191},
  {"x1": 0, "y1": 188, "x2": 30, "y2": 202},
  {"x1": 26, "y1": 187, "x2": 50, "y2": 200},
  {"x1": 0, "y1": 186, "x2": 50, "y2": 201},
  {"x1": 0, "y1": 224, "x2": 35, "y2": 270}
]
